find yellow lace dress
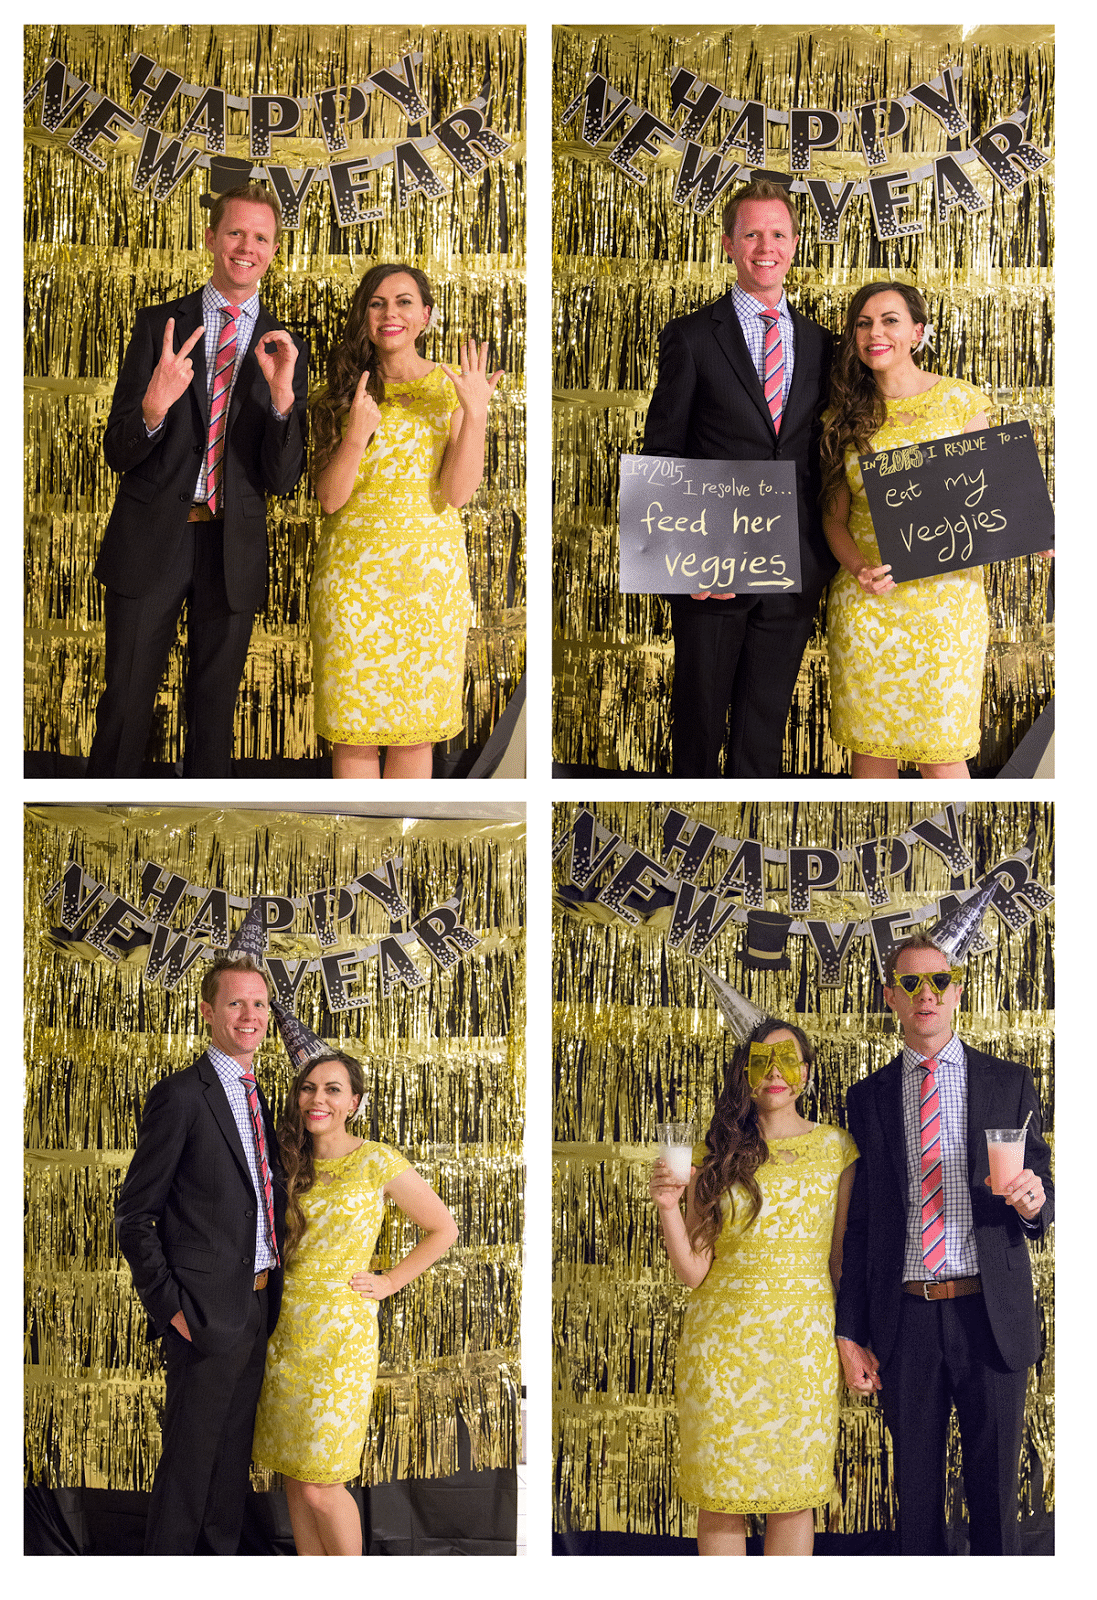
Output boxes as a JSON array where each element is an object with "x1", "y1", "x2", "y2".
[
  {"x1": 252, "y1": 1141, "x2": 409, "y2": 1484},
  {"x1": 826, "y1": 377, "x2": 991, "y2": 764},
  {"x1": 675, "y1": 1123, "x2": 858, "y2": 1514},
  {"x1": 309, "y1": 365, "x2": 473, "y2": 747}
]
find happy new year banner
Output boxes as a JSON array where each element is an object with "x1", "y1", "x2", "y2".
[
  {"x1": 561, "y1": 58, "x2": 1048, "y2": 242},
  {"x1": 553, "y1": 801, "x2": 1054, "y2": 986},
  {"x1": 45, "y1": 849, "x2": 483, "y2": 1007},
  {"x1": 27, "y1": 49, "x2": 511, "y2": 225}
]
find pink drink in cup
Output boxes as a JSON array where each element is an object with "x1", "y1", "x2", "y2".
[{"x1": 986, "y1": 1127, "x2": 1026, "y2": 1195}]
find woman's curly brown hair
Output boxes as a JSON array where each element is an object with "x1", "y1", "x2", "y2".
[
  {"x1": 310, "y1": 263, "x2": 435, "y2": 483},
  {"x1": 688, "y1": 1017, "x2": 815, "y2": 1254},
  {"x1": 279, "y1": 1050, "x2": 367, "y2": 1261},
  {"x1": 819, "y1": 280, "x2": 931, "y2": 515}
]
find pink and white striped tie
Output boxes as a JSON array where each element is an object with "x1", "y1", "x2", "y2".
[
  {"x1": 920, "y1": 1057, "x2": 946, "y2": 1277},
  {"x1": 760, "y1": 308, "x2": 784, "y2": 434},
  {"x1": 205, "y1": 304, "x2": 240, "y2": 515}
]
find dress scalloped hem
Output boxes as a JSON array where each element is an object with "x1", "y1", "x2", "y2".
[
  {"x1": 689, "y1": 1491, "x2": 832, "y2": 1515},
  {"x1": 839, "y1": 732, "x2": 976, "y2": 765}
]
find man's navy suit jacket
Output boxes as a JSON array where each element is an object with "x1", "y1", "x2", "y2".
[{"x1": 95, "y1": 288, "x2": 307, "y2": 614}]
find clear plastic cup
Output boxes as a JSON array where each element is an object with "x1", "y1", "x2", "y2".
[
  {"x1": 986, "y1": 1127, "x2": 1026, "y2": 1195},
  {"x1": 657, "y1": 1121, "x2": 695, "y2": 1183}
]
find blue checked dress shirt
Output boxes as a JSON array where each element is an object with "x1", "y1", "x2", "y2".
[
  {"x1": 731, "y1": 281, "x2": 794, "y2": 411},
  {"x1": 900, "y1": 1033, "x2": 979, "y2": 1282},
  {"x1": 209, "y1": 1045, "x2": 279, "y2": 1271},
  {"x1": 193, "y1": 284, "x2": 260, "y2": 502}
]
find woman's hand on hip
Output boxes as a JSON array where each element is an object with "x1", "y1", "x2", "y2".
[{"x1": 350, "y1": 1270, "x2": 394, "y2": 1301}]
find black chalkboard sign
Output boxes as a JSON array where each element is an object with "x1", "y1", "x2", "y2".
[
  {"x1": 618, "y1": 454, "x2": 802, "y2": 594},
  {"x1": 859, "y1": 421, "x2": 1053, "y2": 582}
]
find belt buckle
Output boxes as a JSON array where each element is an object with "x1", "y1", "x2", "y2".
[{"x1": 923, "y1": 1280, "x2": 935, "y2": 1301}]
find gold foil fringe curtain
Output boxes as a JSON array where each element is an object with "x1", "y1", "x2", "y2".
[
  {"x1": 552, "y1": 801, "x2": 1053, "y2": 1540},
  {"x1": 24, "y1": 25, "x2": 525, "y2": 766},
  {"x1": 25, "y1": 806, "x2": 525, "y2": 1492},
  {"x1": 552, "y1": 25, "x2": 1053, "y2": 774}
]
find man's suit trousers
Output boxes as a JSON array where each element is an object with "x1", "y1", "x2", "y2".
[
  {"x1": 669, "y1": 594, "x2": 817, "y2": 777},
  {"x1": 880, "y1": 1292, "x2": 1029, "y2": 1555},
  {"x1": 144, "y1": 1284, "x2": 269, "y2": 1554},
  {"x1": 86, "y1": 518, "x2": 254, "y2": 778}
]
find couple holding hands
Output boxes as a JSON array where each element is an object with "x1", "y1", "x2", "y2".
[{"x1": 650, "y1": 927, "x2": 1052, "y2": 1557}]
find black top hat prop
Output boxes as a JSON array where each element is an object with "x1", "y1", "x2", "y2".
[
  {"x1": 743, "y1": 910, "x2": 792, "y2": 971},
  {"x1": 201, "y1": 155, "x2": 258, "y2": 210}
]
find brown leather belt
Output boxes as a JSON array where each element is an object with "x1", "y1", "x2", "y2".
[
  {"x1": 253, "y1": 1271, "x2": 269, "y2": 1291},
  {"x1": 187, "y1": 502, "x2": 221, "y2": 522},
  {"x1": 904, "y1": 1276, "x2": 981, "y2": 1301}
]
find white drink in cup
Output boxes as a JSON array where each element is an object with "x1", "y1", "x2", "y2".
[
  {"x1": 986, "y1": 1127, "x2": 1026, "y2": 1195},
  {"x1": 657, "y1": 1122, "x2": 695, "y2": 1184}
]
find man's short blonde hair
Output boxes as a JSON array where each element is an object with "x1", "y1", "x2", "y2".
[
  {"x1": 208, "y1": 182, "x2": 282, "y2": 244},
  {"x1": 721, "y1": 177, "x2": 801, "y2": 240}
]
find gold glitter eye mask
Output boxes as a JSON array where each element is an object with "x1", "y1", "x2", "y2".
[{"x1": 747, "y1": 1038, "x2": 804, "y2": 1090}]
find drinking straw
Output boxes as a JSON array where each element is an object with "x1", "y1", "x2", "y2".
[{"x1": 1021, "y1": 1110, "x2": 1033, "y2": 1133}]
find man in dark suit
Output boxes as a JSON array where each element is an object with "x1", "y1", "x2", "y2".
[
  {"x1": 115, "y1": 955, "x2": 286, "y2": 1554},
  {"x1": 835, "y1": 935, "x2": 1053, "y2": 1555},
  {"x1": 642, "y1": 178, "x2": 835, "y2": 776},
  {"x1": 86, "y1": 182, "x2": 308, "y2": 777}
]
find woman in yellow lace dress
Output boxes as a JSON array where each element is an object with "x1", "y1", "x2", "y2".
[
  {"x1": 650, "y1": 1019, "x2": 857, "y2": 1556},
  {"x1": 310, "y1": 264, "x2": 503, "y2": 778},
  {"x1": 252, "y1": 1051, "x2": 457, "y2": 1555},
  {"x1": 820, "y1": 282, "x2": 994, "y2": 778}
]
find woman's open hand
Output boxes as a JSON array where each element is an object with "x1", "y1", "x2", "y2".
[{"x1": 441, "y1": 340, "x2": 503, "y2": 420}]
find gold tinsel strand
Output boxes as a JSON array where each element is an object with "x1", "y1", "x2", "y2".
[
  {"x1": 552, "y1": 801, "x2": 1053, "y2": 1537},
  {"x1": 24, "y1": 25, "x2": 525, "y2": 763},
  {"x1": 552, "y1": 26, "x2": 1053, "y2": 773},
  {"x1": 25, "y1": 806, "x2": 524, "y2": 1490}
]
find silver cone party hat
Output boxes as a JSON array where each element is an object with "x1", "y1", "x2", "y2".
[
  {"x1": 933, "y1": 876, "x2": 1004, "y2": 960},
  {"x1": 226, "y1": 899, "x2": 268, "y2": 959},
  {"x1": 697, "y1": 961, "x2": 767, "y2": 1043},
  {"x1": 271, "y1": 997, "x2": 331, "y2": 1069},
  {"x1": 927, "y1": 878, "x2": 998, "y2": 963}
]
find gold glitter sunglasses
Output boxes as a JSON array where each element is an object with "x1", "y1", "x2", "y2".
[
  {"x1": 746, "y1": 1038, "x2": 805, "y2": 1090},
  {"x1": 892, "y1": 967, "x2": 963, "y2": 997}
]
